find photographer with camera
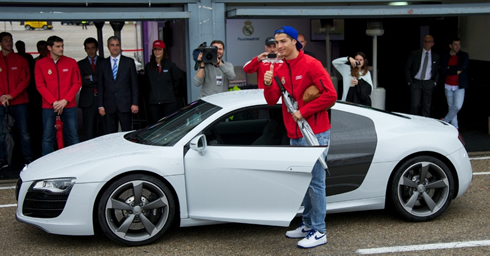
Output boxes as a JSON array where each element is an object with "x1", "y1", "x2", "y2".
[
  {"x1": 243, "y1": 37, "x2": 283, "y2": 89},
  {"x1": 193, "y1": 40, "x2": 235, "y2": 98},
  {"x1": 332, "y1": 52, "x2": 373, "y2": 106}
]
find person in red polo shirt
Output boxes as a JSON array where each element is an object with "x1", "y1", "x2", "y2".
[
  {"x1": 35, "y1": 35, "x2": 81, "y2": 156},
  {"x1": 0, "y1": 32, "x2": 33, "y2": 168}
]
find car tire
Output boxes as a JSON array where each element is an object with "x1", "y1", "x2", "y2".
[
  {"x1": 25, "y1": 25, "x2": 31, "y2": 30},
  {"x1": 97, "y1": 174, "x2": 176, "y2": 246},
  {"x1": 389, "y1": 155, "x2": 454, "y2": 222},
  {"x1": 42, "y1": 25, "x2": 48, "y2": 30}
]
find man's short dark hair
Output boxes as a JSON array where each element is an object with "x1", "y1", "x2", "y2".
[
  {"x1": 83, "y1": 37, "x2": 98, "y2": 48},
  {"x1": 211, "y1": 40, "x2": 225, "y2": 50},
  {"x1": 15, "y1": 40, "x2": 26, "y2": 52},
  {"x1": 0, "y1": 32, "x2": 12, "y2": 42},
  {"x1": 107, "y1": 36, "x2": 121, "y2": 45},
  {"x1": 47, "y1": 36, "x2": 63, "y2": 47},
  {"x1": 450, "y1": 37, "x2": 461, "y2": 44},
  {"x1": 36, "y1": 40, "x2": 47, "y2": 48}
]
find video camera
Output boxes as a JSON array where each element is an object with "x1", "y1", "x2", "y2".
[{"x1": 193, "y1": 42, "x2": 218, "y2": 70}]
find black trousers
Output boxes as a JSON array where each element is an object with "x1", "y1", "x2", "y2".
[
  {"x1": 80, "y1": 96, "x2": 100, "y2": 140},
  {"x1": 147, "y1": 102, "x2": 177, "y2": 125},
  {"x1": 103, "y1": 111, "x2": 133, "y2": 134},
  {"x1": 410, "y1": 79, "x2": 435, "y2": 117}
]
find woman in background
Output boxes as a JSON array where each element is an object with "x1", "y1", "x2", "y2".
[
  {"x1": 332, "y1": 52, "x2": 373, "y2": 106},
  {"x1": 145, "y1": 40, "x2": 180, "y2": 124}
]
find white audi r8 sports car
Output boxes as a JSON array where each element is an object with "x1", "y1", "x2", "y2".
[{"x1": 16, "y1": 90, "x2": 472, "y2": 246}]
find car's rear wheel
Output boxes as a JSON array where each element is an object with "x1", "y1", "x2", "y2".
[
  {"x1": 390, "y1": 156, "x2": 454, "y2": 222},
  {"x1": 25, "y1": 25, "x2": 31, "y2": 30},
  {"x1": 42, "y1": 25, "x2": 48, "y2": 30},
  {"x1": 97, "y1": 174, "x2": 175, "y2": 246}
]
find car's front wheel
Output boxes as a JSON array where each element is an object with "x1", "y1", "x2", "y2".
[
  {"x1": 42, "y1": 25, "x2": 48, "y2": 30},
  {"x1": 390, "y1": 156, "x2": 454, "y2": 222},
  {"x1": 25, "y1": 25, "x2": 31, "y2": 30},
  {"x1": 97, "y1": 174, "x2": 176, "y2": 246}
]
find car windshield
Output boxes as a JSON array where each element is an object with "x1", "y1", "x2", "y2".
[{"x1": 124, "y1": 100, "x2": 221, "y2": 146}]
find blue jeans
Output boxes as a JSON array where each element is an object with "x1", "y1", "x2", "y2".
[
  {"x1": 443, "y1": 88, "x2": 465, "y2": 129},
  {"x1": 42, "y1": 107, "x2": 79, "y2": 156},
  {"x1": 0, "y1": 104, "x2": 33, "y2": 161},
  {"x1": 290, "y1": 130, "x2": 330, "y2": 234}
]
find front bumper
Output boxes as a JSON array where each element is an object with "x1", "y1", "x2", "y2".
[{"x1": 16, "y1": 180, "x2": 103, "y2": 236}]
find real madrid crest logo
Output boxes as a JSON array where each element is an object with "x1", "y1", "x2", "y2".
[
  {"x1": 0, "y1": 67, "x2": 2, "y2": 72},
  {"x1": 281, "y1": 77, "x2": 286, "y2": 85},
  {"x1": 48, "y1": 69, "x2": 52, "y2": 75},
  {"x1": 242, "y1": 21, "x2": 254, "y2": 36}
]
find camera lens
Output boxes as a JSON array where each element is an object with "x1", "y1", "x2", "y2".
[{"x1": 205, "y1": 53, "x2": 213, "y2": 61}]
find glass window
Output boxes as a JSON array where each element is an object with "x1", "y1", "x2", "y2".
[{"x1": 125, "y1": 100, "x2": 221, "y2": 146}]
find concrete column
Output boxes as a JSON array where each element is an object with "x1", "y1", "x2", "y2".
[
  {"x1": 93, "y1": 22, "x2": 105, "y2": 58},
  {"x1": 110, "y1": 21, "x2": 125, "y2": 42}
]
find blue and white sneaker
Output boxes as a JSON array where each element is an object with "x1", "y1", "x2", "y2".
[
  {"x1": 285, "y1": 222, "x2": 312, "y2": 239},
  {"x1": 297, "y1": 230, "x2": 327, "y2": 249}
]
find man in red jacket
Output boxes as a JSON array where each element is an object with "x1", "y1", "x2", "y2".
[
  {"x1": 35, "y1": 35, "x2": 81, "y2": 156},
  {"x1": 263, "y1": 26, "x2": 337, "y2": 249},
  {"x1": 0, "y1": 32, "x2": 33, "y2": 168},
  {"x1": 243, "y1": 37, "x2": 281, "y2": 89}
]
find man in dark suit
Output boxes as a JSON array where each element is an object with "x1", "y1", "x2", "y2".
[
  {"x1": 78, "y1": 37, "x2": 102, "y2": 140},
  {"x1": 405, "y1": 34, "x2": 439, "y2": 117},
  {"x1": 98, "y1": 36, "x2": 139, "y2": 134}
]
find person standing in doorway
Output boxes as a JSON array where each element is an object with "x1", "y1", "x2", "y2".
[
  {"x1": 98, "y1": 36, "x2": 139, "y2": 134},
  {"x1": 297, "y1": 33, "x2": 316, "y2": 58},
  {"x1": 144, "y1": 40, "x2": 179, "y2": 124},
  {"x1": 35, "y1": 35, "x2": 81, "y2": 156},
  {"x1": 440, "y1": 37, "x2": 469, "y2": 129},
  {"x1": 405, "y1": 35, "x2": 439, "y2": 117},
  {"x1": 263, "y1": 26, "x2": 337, "y2": 249},
  {"x1": 78, "y1": 37, "x2": 102, "y2": 140}
]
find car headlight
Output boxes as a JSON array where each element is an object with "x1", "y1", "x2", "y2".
[{"x1": 31, "y1": 178, "x2": 76, "y2": 195}]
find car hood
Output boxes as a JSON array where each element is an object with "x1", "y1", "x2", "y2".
[{"x1": 21, "y1": 132, "x2": 155, "y2": 181}]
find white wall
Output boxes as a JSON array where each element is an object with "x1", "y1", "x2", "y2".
[
  {"x1": 226, "y1": 19, "x2": 327, "y2": 68},
  {"x1": 460, "y1": 15, "x2": 490, "y2": 61}
]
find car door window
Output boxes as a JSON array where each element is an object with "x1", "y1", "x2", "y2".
[{"x1": 203, "y1": 105, "x2": 288, "y2": 146}]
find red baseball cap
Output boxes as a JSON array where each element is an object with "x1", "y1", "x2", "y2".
[{"x1": 152, "y1": 40, "x2": 165, "y2": 49}]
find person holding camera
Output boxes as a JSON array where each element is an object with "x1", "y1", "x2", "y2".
[
  {"x1": 332, "y1": 52, "x2": 373, "y2": 106},
  {"x1": 243, "y1": 37, "x2": 283, "y2": 89},
  {"x1": 193, "y1": 40, "x2": 235, "y2": 98}
]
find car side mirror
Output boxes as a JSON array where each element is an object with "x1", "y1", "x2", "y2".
[{"x1": 190, "y1": 134, "x2": 207, "y2": 155}]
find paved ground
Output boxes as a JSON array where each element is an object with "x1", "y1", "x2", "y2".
[{"x1": 1, "y1": 156, "x2": 489, "y2": 255}]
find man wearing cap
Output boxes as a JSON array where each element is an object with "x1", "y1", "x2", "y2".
[
  {"x1": 98, "y1": 36, "x2": 139, "y2": 134},
  {"x1": 78, "y1": 37, "x2": 102, "y2": 140},
  {"x1": 193, "y1": 40, "x2": 235, "y2": 98},
  {"x1": 263, "y1": 26, "x2": 337, "y2": 249},
  {"x1": 243, "y1": 37, "x2": 282, "y2": 89},
  {"x1": 144, "y1": 39, "x2": 180, "y2": 124}
]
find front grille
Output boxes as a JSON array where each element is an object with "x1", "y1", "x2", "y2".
[{"x1": 22, "y1": 191, "x2": 69, "y2": 218}]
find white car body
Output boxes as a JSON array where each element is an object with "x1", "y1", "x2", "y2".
[{"x1": 16, "y1": 90, "x2": 472, "y2": 245}]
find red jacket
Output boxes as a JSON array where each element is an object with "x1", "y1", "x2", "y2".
[
  {"x1": 264, "y1": 51, "x2": 337, "y2": 139},
  {"x1": 243, "y1": 57, "x2": 281, "y2": 89},
  {"x1": 35, "y1": 55, "x2": 82, "y2": 109},
  {"x1": 0, "y1": 52, "x2": 30, "y2": 105}
]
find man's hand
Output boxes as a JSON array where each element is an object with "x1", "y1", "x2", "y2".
[
  {"x1": 457, "y1": 70, "x2": 462, "y2": 75},
  {"x1": 264, "y1": 64, "x2": 274, "y2": 86},
  {"x1": 99, "y1": 107, "x2": 106, "y2": 116},
  {"x1": 257, "y1": 52, "x2": 269, "y2": 62},
  {"x1": 52, "y1": 99, "x2": 68, "y2": 115},
  {"x1": 293, "y1": 110, "x2": 303, "y2": 122},
  {"x1": 131, "y1": 105, "x2": 139, "y2": 114},
  {"x1": 0, "y1": 94, "x2": 12, "y2": 106}
]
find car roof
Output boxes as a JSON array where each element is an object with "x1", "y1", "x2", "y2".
[{"x1": 202, "y1": 89, "x2": 272, "y2": 109}]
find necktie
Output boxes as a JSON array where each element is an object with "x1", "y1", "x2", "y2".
[
  {"x1": 112, "y1": 58, "x2": 118, "y2": 80},
  {"x1": 420, "y1": 52, "x2": 428, "y2": 80},
  {"x1": 91, "y1": 58, "x2": 95, "y2": 72}
]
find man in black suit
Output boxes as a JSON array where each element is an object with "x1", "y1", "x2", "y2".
[
  {"x1": 78, "y1": 37, "x2": 102, "y2": 140},
  {"x1": 98, "y1": 36, "x2": 139, "y2": 134},
  {"x1": 405, "y1": 34, "x2": 439, "y2": 117}
]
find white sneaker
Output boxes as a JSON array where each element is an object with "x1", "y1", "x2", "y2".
[
  {"x1": 297, "y1": 230, "x2": 327, "y2": 249},
  {"x1": 285, "y1": 222, "x2": 312, "y2": 239}
]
